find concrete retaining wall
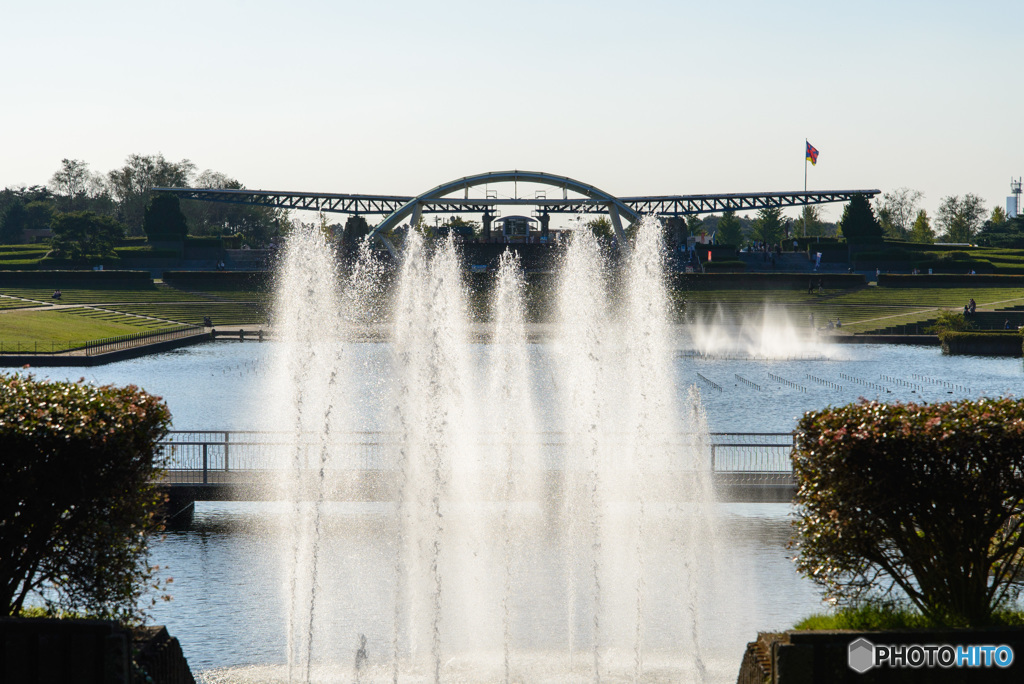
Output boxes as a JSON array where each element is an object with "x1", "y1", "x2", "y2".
[{"x1": 737, "y1": 629, "x2": 1024, "y2": 683}]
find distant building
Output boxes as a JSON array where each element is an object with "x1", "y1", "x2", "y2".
[{"x1": 493, "y1": 215, "x2": 539, "y2": 243}]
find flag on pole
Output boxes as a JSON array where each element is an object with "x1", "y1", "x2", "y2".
[{"x1": 805, "y1": 141, "x2": 819, "y2": 165}]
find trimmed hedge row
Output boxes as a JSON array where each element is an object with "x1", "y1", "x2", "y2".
[
  {"x1": 939, "y1": 331, "x2": 1024, "y2": 357},
  {"x1": 161, "y1": 271, "x2": 271, "y2": 289},
  {"x1": 0, "y1": 270, "x2": 152, "y2": 285},
  {"x1": 878, "y1": 274, "x2": 1024, "y2": 287},
  {"x1": 673, "y1": 272, "x2": 866, "y2": 290},
  {"x1": 703, "y1": 260, "x2": 746, "y2": 272}
]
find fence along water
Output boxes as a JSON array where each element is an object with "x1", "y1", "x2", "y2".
[{"x1": 0, "y1": 325, "x2": 203, "y2": 355}]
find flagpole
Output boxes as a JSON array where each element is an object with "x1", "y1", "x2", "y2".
[{"x1": 804, "y1": 139, "x2": 808, "y2": 193}]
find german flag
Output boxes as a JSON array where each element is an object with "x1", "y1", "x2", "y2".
[{"x1": 806, "y1": 141, "x2": 819, "y2": 166}]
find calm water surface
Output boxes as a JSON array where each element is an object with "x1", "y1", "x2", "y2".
[{"x1": 14, "y1": 339, "x2": 1022, "y2": 682}]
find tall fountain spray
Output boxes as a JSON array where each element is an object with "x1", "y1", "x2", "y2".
[{"x1": 264, "y1": 215, "x2": 722, "y2": 683}]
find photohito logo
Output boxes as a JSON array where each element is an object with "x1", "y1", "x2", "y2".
[{"x1": 848, "y1": 638, "x2": 1014, "y2": 672}]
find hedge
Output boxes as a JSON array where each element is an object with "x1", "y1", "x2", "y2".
[
  {"x1": 702, "y1": 260, "x2": 746, "y2": 272},
  {"x1": 938, "y1": 331, "x2": 1023, "y2": 357},
  {"x1": 0, "y1": 270, "x2": 152, "y2": 285},
  {"x1": 114, "y1": 248, "x2": 182, "y2": 259},
  {"x1": 877, "y1": 274, "x2": 1024, "y2": 287},
  {"x1": 673, "y1": 272, "x2": 865, "y2": 290},
  {"x1": 161, "y1": 270, "x2": 270, "y2": 289}
]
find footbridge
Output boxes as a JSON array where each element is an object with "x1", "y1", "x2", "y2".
[
  {"x1": 158, "y1": 430, "x2": 798, "y2": 524},
  {"x1": 154, "y1": 169, "x2": 878, "y2": 248}
]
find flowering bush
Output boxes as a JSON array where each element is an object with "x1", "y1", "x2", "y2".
[
  {"x1": 0, "y1": 373, "x2": 171, "y2": 623},
  {"x1": 792, "y1": 397, "x2": 1024, "y2": 626}
]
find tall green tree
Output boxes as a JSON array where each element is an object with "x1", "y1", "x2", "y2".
[
  {"x1": 976, "y1": 214, "x2": 1024, "y2": 248},
  {"x1": 143, "y1": 193, "x2": 188, "y2": 242},
  {"x1": 714, "y1": 210, "x2": 743, "y2": 246},
  {"x1": 908, "y1": 209, "x2": 935, "y2": 244},
  {"x1": 106, "y1": 154, "x2": 195, "y2": 236},
  {"x1": 838, "y1": 195, "x2": 884, "y2": 243},
  {"x1": 341, "y1": 215, "x2": 371, "y2": 252},
  {"x1": 0, "y1": 202, "x2": 27, "y2": 244},
  {"x1": 24, "y1": 201, "x2": 55, "y2": 233},
  {"x1": 49, "y1": 158, "x2": 95, "y2": 212},
  {"x1": 750, "y1": 206, "x2": 784, "y2": 246},
  {"x1": 990, "y1": 205, "x2": 1008, "y2": 226},
  {"x1": 936, "y1": 194, "x2": 986, "y2": 243},
  {"x1": 794, "y1": 205, "x2": 823, "y2": 237},
  {"x1": 874, "y1": 187, "x2": 923, "y2": 240},
  {"x1": 50, "y1": 211, "x2": 126, "y2": 261}
]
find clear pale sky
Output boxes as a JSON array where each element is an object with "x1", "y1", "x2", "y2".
[{"x1": 2, "y1": 0, "x2": 1020, "y2": 221}]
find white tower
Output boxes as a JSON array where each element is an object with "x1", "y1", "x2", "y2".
[{"x1": 1009, "y1": 178, "x2": 1022, "y2": 219}]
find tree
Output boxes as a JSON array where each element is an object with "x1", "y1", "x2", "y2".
[
  {"x1": 874, "y1": 187, "x2": 923, "y2": 240},
  {"x1": 714, "y1": 210, "x2": 743, "y2": 246},
  {"x1": 838, "y1": 195, "x2": 884, "y2": 243},
  {"x1": 990, "y1": 206, "x2": 1008, "y2": 226},
  {"x1": 936, "y1": 194, "x2": 986, "y2": 243},
  {"x1": 143, "y1": 193, "x2": 188, "y2": 242},
  {"x1": 793, "y1": 205, "x2": 823, "y2": 238},
  {"x1": 442, "y1": 215, "x2": 480, "y2": 240},
  {"x1": 181, "y1": 170, "x2": 286, "y2": 246},
  {"x1": 106, "y1": 154, "x2": 196, "y2": 235},
  {"x1": 976, "y1": 215, "x2": 1024, "y2": 248},
  {"x1": 0, "y1": 374, "x2": 171, "y2": 622},
  {"x1": 50, "y1": 211, "x2": 126, "y2": 261},
  {"x1": 584, "y1": 216, "x2": 614, "y2": 241},
  {"x1": 792, "y1": 397, "x2": 1024, "y2": 626},
  {"x1": 685, "y1": 214, "x2": 704, "y2": 238},
  {"x1": 341, "y1": 215, "x2": 371, "y2": 252},
  {"x1": 750, "y1": 206, "x2": 784, "y2": 246},
  {"x1": 926, "y1": 310, "x2": 975, "y2": 333},
  {"x1": 49, "y1": 158, "x2": 95, "y2": 212},
  {"x1": 0, "y1": 202, "x2": 27, "y2": 244},
  {"x1": 908, "y1": 209, "x2": 934, "y2": 244}
]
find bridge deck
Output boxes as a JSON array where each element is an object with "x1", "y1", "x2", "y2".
[{"x1": 158, "y1": 431, "x2": 797, "y2": 506}]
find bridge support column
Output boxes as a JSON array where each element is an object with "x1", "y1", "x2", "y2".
[
  {"x1": 607, "y1": 203, "x2": 627, "y2": 245},
  {"x1": 482, "y1": 211, "x2": 494, "y2": 243},
  {"x1": 409, "y1": 201, "x2": 423, "y2": 230}
]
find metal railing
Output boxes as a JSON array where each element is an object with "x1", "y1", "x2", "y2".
[
  {"x1": 158, "y1": 430, "x2": 797, "y2": 486},
  {"x1": 0, "y1": 325, "x2": 205, "y2": 356}
]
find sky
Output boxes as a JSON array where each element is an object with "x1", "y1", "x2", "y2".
[{"x1": 2, "y1": 0, "x2": 1021, "y2": 222}]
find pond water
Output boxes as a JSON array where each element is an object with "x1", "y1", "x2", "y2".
[
  {"x1": 18, "y1": 338, "x2": 1022, "y2": 434},
  {"x1": 13, "y1": 339, "x2": 1022, "y2": 683}
]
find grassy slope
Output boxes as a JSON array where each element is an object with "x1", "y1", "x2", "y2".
[{"x1": 0, "y1": 309, "x2": 182, "y2": 349}]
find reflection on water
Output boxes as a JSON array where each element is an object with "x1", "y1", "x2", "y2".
[
  {"x1": 12, "y1": 340, "x2": 1021, "y2": 682},
  {"x1": 149, "y1": 502, "x2": 817, "y2": 684},
  {"x1": 12, "y1": 339, "x2": 1023, "y2": 434}
]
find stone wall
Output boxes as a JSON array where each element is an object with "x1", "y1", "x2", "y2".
[
  {"x1": 737, "y1": 629, "x2": 1024, "y2": 683},
  {"x1": 0, "y1": 618, "x2": 195, "y2": 684}
]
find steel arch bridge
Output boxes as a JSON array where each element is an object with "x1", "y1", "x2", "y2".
[{"x1": 154, "y1": 169, "x2": 879, "y2": 250}]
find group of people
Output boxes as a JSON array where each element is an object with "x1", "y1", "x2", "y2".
[
  {"x1": 51, "y1": 289, "x2": 62, "y2": 300},
  {"x1": 963, "y1": 298, "x2": 977, "y2": 317}
]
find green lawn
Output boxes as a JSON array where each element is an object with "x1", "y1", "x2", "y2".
[
  {"x1": 105, "y1": 302, "x2": 268, "y2": 326},
  {"x1": 0, "y1": 282, "x2": 212, "y2": 305},
  {"x1": 0, "y1": 308, "x2": 186, "y2": 351}
]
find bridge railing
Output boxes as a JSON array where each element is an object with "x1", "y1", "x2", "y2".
[{"x1": 158, "y1": 430, "x2": 796, "y2": 485}]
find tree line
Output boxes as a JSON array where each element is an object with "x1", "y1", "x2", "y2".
[
  {"x1": 652, "y1": 189, "x2": 1021, "y2": 249},
  {"x1": 0, "y1": 154, "x2": 287, "y2": 247}
]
